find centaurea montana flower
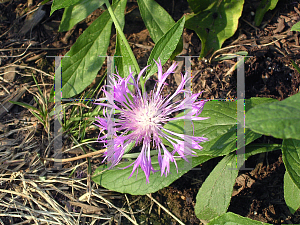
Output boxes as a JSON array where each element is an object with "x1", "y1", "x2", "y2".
[{"x1": 95, "y1": 59, "x2": 209, "y2": 182}]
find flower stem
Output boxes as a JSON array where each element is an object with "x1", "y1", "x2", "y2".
[{"x1": 104, "y1": 0, "x2": 144, "y2": 93}]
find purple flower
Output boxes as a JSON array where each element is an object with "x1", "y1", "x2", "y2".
[{"x1": 95, "y1": 59, "x2": 209, "y2": 182}]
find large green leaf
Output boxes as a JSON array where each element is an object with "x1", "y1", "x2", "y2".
[
  {"x1": 254, "y1": 0, "x2": 278, "y2": 26},
  {"x1": 59, "y1": 0, "x2": 106, "y2": 32},
  {"x1": 208, "y1": 212, "x2": 271, "y2": 224},
  {"x1": 195, "y1": 154, "x2": 238, "y2": 221},
  {"x1": 284, "y1": 171, "x2": 300, "y2": 214},
  {"x1": 60, "y1": 0, "x2": 126, "y2": 98},
  {"x1": 185, "y1": 0, "x2": 244, "y2": 58},
  {"x1": 50, "y1": 0, "x2": 82, "y2": 15},
  {"x1": 163, "y1": 98, "x2": 267, "y2": 156},
  {"x1": 145, "y1": 16, "x2": 185, "y2": 80},
  {"x1": 92, "y1": 155, "x2": 213, "y2": 195},
  {"x1": 282, "y1": 139, "x2": 300, "y2": 190},
  {"x1": 246, "y1": 92, "x2": 300, "y2": 140}
]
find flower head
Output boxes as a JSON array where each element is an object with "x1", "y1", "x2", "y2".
[{"x1": 95, "y1": 59, "x2": 209, "y2": 182}]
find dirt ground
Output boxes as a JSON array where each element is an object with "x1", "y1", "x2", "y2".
[{"x1": 0, "y1": 0, "x2": 300, "y2": 224}]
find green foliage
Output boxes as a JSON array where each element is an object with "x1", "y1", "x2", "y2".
[
  {"x1": 187, "y1": 0, "x2": 213, "y2": 14},
  {"x1": 59, "y1": 0, "x2": 106, "y2": 32},
  {"x1": 137, "y1": 0, "x2": 177, "y2": 43},
  {"x1": 115, "y1": 0, "x2": 137, "y2": 77},
  {"x1": 284, "y1": 172, "x2": 300, "y2": 214},
  {"x1": 246, "y1": 92, "x2": 300, "y2": 140},
  {"x1": 208, "y1": 212, "x2": 271, "y2": 224},
  {"x1": 254, "y1": 0, "x2": 279, "y2": 26},
  {"x1": 93, "y1": 98, "x2": 278, "y2": 198},
  {"x1": 10, "y1": 75, "x2": 50, "y2": 134},
  {"x1": 92, "y1": 155, "x2": 213, "y2": 195},
  {"x1": 185, "y1": 0, "x2": 244, "y2": 58},
  {"x1": 144, "y1": 16, "x2": 185, "y2": 81},
  {"x1": 291, "y1": 21, "x2": 300, "y2": 31},
  {"x1": 291, "y1": 59, "x2": 300, "y2": 73},
  {"x1": 195, "y1": 154, "x2": 238, "y2": 220},
  {"x1": 163, "y1": 98, "x2": 277, "y2": 157},
  {"x1": 194, "y1": 142, "x2": 281, "y2": 221},
  {"x1": 244, "y1": 143, "x2": 281, "y2": 159},
  {"x1": 284, "y1": 171, "x2": 300, "y2": 214},
  {"x1": 49, "y1": 0, "x2": 300, "y2": 222},
  {"x1": 282, "y1": 139, "x2": 300, "y2": 190},
  {"x1": 50, "y1": 0, "x2": 83, "y2": 15},
  {"x1": 137, "y1": 0, "x2": 183, "y2": 58},
  {"x1": 59, "y1": 0, "x2": 125, "y2": 98}
]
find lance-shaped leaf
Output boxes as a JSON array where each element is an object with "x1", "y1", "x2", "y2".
[
  {"x1": 114, "y1": 0, "x2": 138, "y2": 77},
  {"x1": 145, "y1": 16, "x2": 185, "y2": 81},
  {"x1": 51, "y1": 0, "x2": 83, "y2": 15},
  {"x1": 59, "y1": 0, "x2": 106, "y2": 32},
  {"x1": 195, "y1": 154, "x2": 238, "y2": 221},
  {"x1": 195, "y1": 142, "x2": 280, "y2": 222},
  {"x1": 137, "y1": 0, "x2": 183, "y2": 59},
  {"x1": 284, "y1": 171, "x2": 300, "y2": 214},
  {"x1": 282, "y1": 139, "x2": 300, "y2": 190},
  {"x1": 60, "y1": 0, "x2": 126, "y2": 98}
]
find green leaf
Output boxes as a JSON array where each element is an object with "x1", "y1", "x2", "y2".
[
  {"x1": 115, "y1": 34, "x2": 136, "y2": 77},
  {"x1": 92, "y1": 155, "x2": 213, "y2": 195},
  {"x1": 185, "y1": 0, "x2": 244, "y2": 58},
  {"x1": 163, "y1": 99, "x2": 267, "y2": 156},
  {"x1": 59, "y1": 0, "x2": 106, "y2": 32},
  {"x1": 282, "y1": 139, "x2": 300, "y2": 190},
  {"x1": 208, "y1": 212, "x2": 271, "y2": 224},
  {"x1": 291, "y1": 21, "x2": 300, "y2": 32},
  {"x1": 145, "y1": 16, "x2": 185, "y2": 80},
  {"x1": 254, "y1": 0, "x2": 279, "y2": 26},
  {"x1": 195, "y1": 154, "x2": 238, "y2": 221},
  {"x1": 246, "y1": 92, "x2": 300, "y2": 140},
  {"x1": 114, "y1": 0, "x2": 138, "y2": 77},
  {"x1": 187, "y1": 0, "x2": 212, "y2": 14},
  {"x1": 291, "y1": 59, "x2": 300, "y2": 74},
  {"x1": 244, "y1": 97, "x2": 277, "y2": 111},
  {"x1": 137, "y1": 0, "x2": 183, "y2": 59},
  {"x1": 9, "y1": 101, "x2": 41, "y2": 113},
  {"x1": 214, "y1": 51, "x2": 248, "y2": 61},
  {"x1": 60, "y1": 0, "x2": 125, "y2": 98},
  {"x1": 137, "y1": 0, "x2": 175, "y2": 43},
  {"x1": 196, "y1": 143, "x2": 280, "y2": 222},
  {"x1": 50, "y1": 0, "x2": 83, "y2": 15},
  {"x1": 284, "y1": 171, "x2": 300, "y2": 214}
]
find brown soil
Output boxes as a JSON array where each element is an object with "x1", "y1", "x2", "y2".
[{"x1": 0, "y1": 0, "x2": 300, "y2": 224}]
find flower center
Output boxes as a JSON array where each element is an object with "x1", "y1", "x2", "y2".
[{"x1": 134, "y1": 105, "x2": 157, "y2": 129}]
